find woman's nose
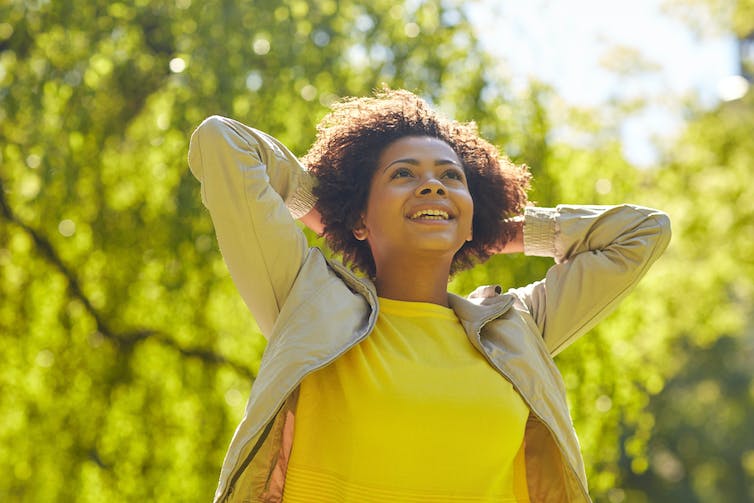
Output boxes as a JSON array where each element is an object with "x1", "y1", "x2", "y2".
[{"x1": 416, "y1": 178, "x2": 446, "y2": 196}]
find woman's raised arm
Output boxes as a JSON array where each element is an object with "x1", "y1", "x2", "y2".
[
  {"x1": 509, "y1": 204, "x2": 671, "y2": 356},
  {"x1": 188, "y1": 116, "x2": 315, "y2": 336}
]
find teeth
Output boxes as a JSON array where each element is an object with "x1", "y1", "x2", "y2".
[{"x1": 410, "y1": 209, "x2": 450, "y2": 220}]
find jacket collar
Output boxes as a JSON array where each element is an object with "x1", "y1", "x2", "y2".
[
  {"x1": 448, "y1": 290, "x2": 515, "y2": 349},
  {"x1": 324, "y1": 254, "x2": 515, "y2": 345}
]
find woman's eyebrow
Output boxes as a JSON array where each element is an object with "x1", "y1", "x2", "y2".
[{"x1": 383, "y1": 158, "x2": 461, "y2": 172}]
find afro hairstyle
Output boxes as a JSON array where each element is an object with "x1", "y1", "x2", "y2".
[{"x1": 302, "y1": 88, "x2": 531, "y2": 278}]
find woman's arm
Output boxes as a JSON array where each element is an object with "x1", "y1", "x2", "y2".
[
  {"x1": 489, "y1": 216, "x2": 525, "y2": 254},
  {"x1": 188, "y1": 116, "x2": 315, "y2": 337},
  {"x1": 298, "y1": 207, "x2": 325, "y2": 235},
  {"x1": 508, "y1": 204, "x2": 671, "y2": 356}
]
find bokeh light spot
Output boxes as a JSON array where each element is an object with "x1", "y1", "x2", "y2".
[
  {"x1": 312, "y1": 30, "x2": 330, "y2": 47},
  {"x1": 36, "y1": 349, "x2": 55, "y2": 368},
  {"x1": 58, "y1": 219, "x2": 76, "y2": 237},
  {"x1": 404, "y1": 22, "x2": 420, "y2": 38},
  {"x1": 595, "y1": 178, "x2": 612, "y2": 194},
  {"x1": 718, "y1": 75, "x2": 749, "y2": 101},
  {"x1": 245, "y1": 71, "x2": 263, "y2": 91},
  {"x1": 26, "y1": 154, "x2": 41, "y2": 169},
  {"x1": 300, "y1": 84, "x2": 317, "y2": 101},
  {"x1": 169, "y1": 57, "x2": 186, "y2": 73},
  {"x1": 224, "y1": 389, "x2": 243, "y2": 407},
  {"x1": 253, "y1": 38, "x2": 270, "y2": 55},
  {"x1": 595, "y1": 394, "x2": 612, "y2": 412}
]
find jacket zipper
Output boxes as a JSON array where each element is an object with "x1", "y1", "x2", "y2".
[{"x1": 475, "y1": 312, "x2": 591, "y2": 502}]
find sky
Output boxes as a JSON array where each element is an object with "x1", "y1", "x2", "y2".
[{"x1": 466, "y1": 0, "x2": 742, "y2": 165}]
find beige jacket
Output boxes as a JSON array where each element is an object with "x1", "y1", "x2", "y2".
[{"x1": 188, "y1": 116, "x2": 671, "y2": 503}]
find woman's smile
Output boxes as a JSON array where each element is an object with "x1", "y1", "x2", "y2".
[{"x1": 408, "y1": 207, "x2": 452, "y2": 221}]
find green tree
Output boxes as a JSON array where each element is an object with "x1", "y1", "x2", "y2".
[
  {"x1": 0, "y1": 0, "x2": 544, "y2": 501},
  {"x1": 612, "y1": 91, "x2": 754, "y2": 502},
  {"x1": 598, "y1": 1, "x2": 754, "y2": 500},
  {"x1": 661, "y1": 0, "x2": 754, "y2": 37},
  {"x1": 5, "y1": 0, "x2": 750, "y2": 501}
]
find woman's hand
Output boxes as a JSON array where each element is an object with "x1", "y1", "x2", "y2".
[{"x1": 299, "y1": 207, "x2": 325, "y2": 235}]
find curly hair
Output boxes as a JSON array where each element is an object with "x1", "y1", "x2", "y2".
[{"x1": 302, "y1": 88, "x2": 531, "y2": 278}]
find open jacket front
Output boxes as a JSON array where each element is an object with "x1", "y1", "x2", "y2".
[{"x1": 188, "y1": 116, "x2": 672, "y2": 503}]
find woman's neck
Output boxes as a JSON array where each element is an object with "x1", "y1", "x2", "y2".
[{"x1": 373, "y1": 256, "x2": 452, "y2": 307}]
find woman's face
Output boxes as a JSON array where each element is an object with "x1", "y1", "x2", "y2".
[{"x1": 355, "y1": 136, "x2": 474, "y2": 269}]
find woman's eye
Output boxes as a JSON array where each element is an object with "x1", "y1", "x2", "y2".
[
  {"x1": 443, "y1": 169, "x2": 464, "y2": 181},
  {"x1": 391, "y1": 168, "x2": 413, "y2": 179}
]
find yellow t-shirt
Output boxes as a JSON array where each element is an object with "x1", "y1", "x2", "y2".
[{"x1": 283, "y1": 297, "x2": 531, "y2": 502}]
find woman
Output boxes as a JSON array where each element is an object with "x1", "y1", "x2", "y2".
[{"x1": 188, "y1": 89, "x2": 671, "y2": 503}]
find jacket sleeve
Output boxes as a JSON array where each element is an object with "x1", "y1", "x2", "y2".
[
  {"x1": 188, "y1": 116, "x2": 316, "y2": 337},
  {"x1": 510, "y1": 204, "x2": 671, "y2": 356}
]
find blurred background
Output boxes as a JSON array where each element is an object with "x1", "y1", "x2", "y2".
[{"x1": 1, "y1": 0, "x2": 752, "y2": 501}]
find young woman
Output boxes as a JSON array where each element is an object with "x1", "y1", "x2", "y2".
[{"x1": 188, "y1": 89, "x2": 671, "y2": 503}]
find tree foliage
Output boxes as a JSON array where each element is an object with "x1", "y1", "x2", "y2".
[
  {"x1": 0, "y1": 0, "x2": 536, "y2": 500},
  {"x1": 1, "y1": 0, "x2": 752, "y2": 502},
  {"x1": 661, "y1": 0, "x2": 754, "y2": 36},
  {"x1": 614, "y1": 91, "x2": 754, "y2": 503}
]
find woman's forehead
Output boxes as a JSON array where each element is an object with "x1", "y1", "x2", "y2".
[{"x1": 378, "y1": 136, "x2": 460, "y2": 165}]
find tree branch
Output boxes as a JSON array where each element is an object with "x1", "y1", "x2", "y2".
[{"x1": 0, "y1": 178, "x2": 254, "y2": 380}]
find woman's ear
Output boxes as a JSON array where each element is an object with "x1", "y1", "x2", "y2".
[{"x1": 352, "y1": 217, "x2": 368, "y2": 241}]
